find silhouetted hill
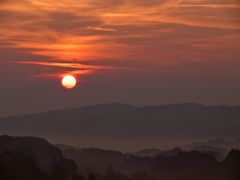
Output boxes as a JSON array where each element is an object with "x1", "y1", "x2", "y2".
[
  {"x1": 117, "y1": 150, "x2": 240, "y2": 180},
  {"x1": 134, "y1": 148, "x2": 184, "y2": 158},
  {"x1": 181, "y1": 139, "x2": 240, "y2": 159},
  {"x1": 183, "y1": 139, "x2": 240, "y2": 151},
  {"x1": 134, "y1": 149, "x2": 163, "y2": 157},
  {"x1": 61, "y1": 147, "x2": 125, "y2": 173},
  {"x1": 57, "y1": 144, "x2": 80, "y2": 151},
  {"x1": 0, "y1": 135, "x2": 79, "y2": 180},
  {"x1": 0, "y1": 135, "x2": 63, "y2": 172},
  {"x1": 135, "y1": 138, "x2": 240, "y2": 160},
  {"x1": 0, "y1": 103, "x2": 240, "y2": 150},
  {"x1": 0, "y1": 135, "x2": 240, "y2": 180}
]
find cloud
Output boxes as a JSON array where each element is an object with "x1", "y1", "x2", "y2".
[
  {"x1": 0, "y1": 0, "x2": 239, "y2": 79},
  {"x1": 183, "y1": 0, "x2": 240, "y2": 5}
]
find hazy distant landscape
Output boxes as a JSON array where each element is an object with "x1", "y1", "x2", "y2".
[
  {"x1": 0, "y1": 103, "x2": 240, "y2": 151},
  {"x1": 0, "y1": 135, "x2": 240, "y2": 180},
  {"x1": 0, "y1": 103, "x2": 240, "y2": 179}
]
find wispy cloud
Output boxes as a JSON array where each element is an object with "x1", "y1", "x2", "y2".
[{"x1": 0, "y1": 0, "x2": 239, "y2": 78}]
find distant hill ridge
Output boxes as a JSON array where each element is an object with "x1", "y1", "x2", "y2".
[{"x1": 0, "y1": 103, "x2": 240, "y2": 151}]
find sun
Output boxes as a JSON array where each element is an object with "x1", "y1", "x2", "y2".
[{"x1": 62, "y1": 75, "x2": 77, "y2": 89}]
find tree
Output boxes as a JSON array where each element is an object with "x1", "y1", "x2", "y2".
[
  {"x1": 88, "y1": 173, "x2": 96, "y2": 180},
  {"x1": 70, "y1": 174, "x2": 85, "y2": 180}
]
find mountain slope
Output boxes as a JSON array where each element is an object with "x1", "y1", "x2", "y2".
[
  {"x1": 0, "y1": 135, "x2": 71, "y2": 173},
  {"x1": 0, "y1": 103, "x2": 240, "y2": 150}
]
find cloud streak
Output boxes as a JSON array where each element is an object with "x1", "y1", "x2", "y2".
[{"x1": 0, "y1": 0, "x2": 239, "y2": 78}]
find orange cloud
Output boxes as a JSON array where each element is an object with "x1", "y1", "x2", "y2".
[{"x1": 0, "y1": 0, "x2": 239, "y2": 79}]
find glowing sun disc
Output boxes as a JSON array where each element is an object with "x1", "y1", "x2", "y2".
[{"x1": 62, "y1": 75, "x2": 77, "y2": 89}]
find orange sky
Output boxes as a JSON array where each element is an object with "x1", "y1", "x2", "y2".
[
  {"x1": 0, "y1": 0, "x2": 240, "y2": 116},
  {"x1": 0, "y1": 0, "x2": 239, "y2": 78}
]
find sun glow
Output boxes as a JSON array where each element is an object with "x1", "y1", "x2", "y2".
[{"x1": 62, "y1": 75, "x2": 77, "y2": 89}]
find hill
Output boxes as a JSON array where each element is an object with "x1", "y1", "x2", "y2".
[
  {"x1": 0, "y1": 103, "x2": 240, "y2": 150},
  {"x1": 0, "y1": 135, "x2": 240, "y2": 180},
  {"x1": 0, "y1": 135, "x2": 78, "y2": 180}
]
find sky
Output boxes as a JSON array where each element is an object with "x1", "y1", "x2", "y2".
[{"x1": 0, "y1": 0, "x2": 240, "y2": 117}]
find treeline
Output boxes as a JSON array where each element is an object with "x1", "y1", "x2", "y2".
[{"x1": 0, "y1": 149, "x2": 240, "y2": 180}]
